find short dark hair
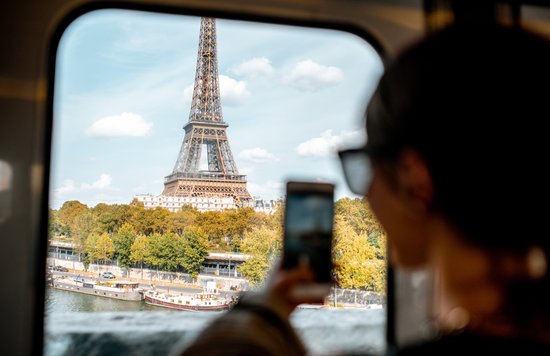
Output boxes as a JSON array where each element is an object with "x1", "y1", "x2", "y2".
[{"x1": 366, "y1": 24, "x2": 550, "y2": 252}]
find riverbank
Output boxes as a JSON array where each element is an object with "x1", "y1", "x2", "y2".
[
  {"x1": 47, "y1": 257, "x2": 247, "y2": 292},
  {"x1": 48, "y1": 257, "x2": 386, "y2": 307}
]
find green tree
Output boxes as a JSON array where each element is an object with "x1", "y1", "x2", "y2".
[
  {"x1": 85, "y1": 233, "x2": 99, "y2": 264},
  {"x1": 146, "y1": 233, "x2": 185, "y2": 281},
  {"x1": 130, "y1": 234, "x2": 150, "y2": 279},
  {"x1": 239, "y1": 226, "x2": 281, "y2": 285},
  {"x1": 48, "y1": 209, "x2": 67, "y2": 239},
  {"x1": 72, "y1": 211, "x2": 97, "y2": 256},
  {"x1": 86, "y1": 232, "x2": 115, "y2": 275},
  {"x1": 113, "y1": 223, "x2": 136, "y2": 269},
  {"x1": 181, "y1": 227, "x2": 209, "y2": 280}
]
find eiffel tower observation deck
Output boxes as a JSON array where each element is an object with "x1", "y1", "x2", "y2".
[{"x1": 162, "y1": 17, "x2": 253, "y2": 207}]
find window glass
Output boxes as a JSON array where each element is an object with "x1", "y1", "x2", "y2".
[{"x1": 47, "y1": 9, "x2": 385, "y2": 355}]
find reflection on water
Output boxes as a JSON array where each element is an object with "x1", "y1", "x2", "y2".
[
  {"x1": 45, "y1": 287, "x2": 163, "y2": 313},
  {"x1": 45, "y1": 287, "x2": 385, "y2": 355}
]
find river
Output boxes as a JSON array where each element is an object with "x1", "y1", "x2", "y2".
[{"x1": 44, "y1": 288, "x2": 385, "y2": 355}]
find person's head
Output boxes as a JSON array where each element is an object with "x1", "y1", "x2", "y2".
[{"x1": 340, "y1": 24, "x2": 550, "y2": 331}]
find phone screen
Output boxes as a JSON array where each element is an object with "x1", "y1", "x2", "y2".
[{"x1": 283, "y1": 182, "x2": 334, "y2": 284}]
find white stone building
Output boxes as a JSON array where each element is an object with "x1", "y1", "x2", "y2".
[{"x1": 134, "y1": 194, "x2": 236, "y2": 212}]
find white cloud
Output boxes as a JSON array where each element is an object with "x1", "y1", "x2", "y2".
[
  {"x1": 296, "y1": 129, "x2": 365, "y2": 158},
  {"x1": 233, "y1": 57, "x2": 274, "y2": 77},
  {"x1": 85, "y1": 112, "x2": 153, "y2": 137},
  {"x1": 182, "y1": 75, "x2": 250, "y2": 106},
  {"x1": 81, "y1": 174, "x2": 112, "y2": 190},
  {"x1": 219, "y1": 75, "x2": 250, "y2": 105},
  {"x1": 284, "y1": 60, "x2": 343, "y2": 92},
  {"x1": 55, "y1": 180, "x2": 77, "y2": 195},
  {"x1": 238, "y1": 148, "x2": 279, "y2": 163}
]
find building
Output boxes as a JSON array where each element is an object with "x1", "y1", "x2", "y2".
[{"x1": 134, "y1": 194, "x2": 236, "y2": 212}]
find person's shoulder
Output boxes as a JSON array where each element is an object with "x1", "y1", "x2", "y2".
[{"x1": 397, "y1": 332, "x2": 550, "y2": 356}]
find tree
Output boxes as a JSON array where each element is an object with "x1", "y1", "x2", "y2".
[
  {"x1": 130, "y1": 235, "x2": 150, "y2": 279},
  {"x1": 333, "y1": 218, "x2": 385, "y2": 292},
  {"x1": 172, "y1": 206, "x2": 199, "y2": 235},
  {"x1": 48, "y1": 209, "x2": 68, "y2": 239},
  {"x1": 113, "y1": 223, "x2": 136, "y2": 270},
  {"x1": 225, "y1": 208, "x2": 257, "y2": 252},
  {"x1": 196, "y1": 211, "x2": 229, "y2": 250},
  {"x1": 95, "y1": 232, "x2": 115, "y2": 265},
  {"x1": 58, "y1": 200, "x2": 89, "y2": 237},
  {"x1": 239, "y1": 226, "x2": 281, "y2": 286},
  {"x1": 72, "y1": 211, "x2": 97, "y2": 256},
  {"x1": 146, "y1": 233, "x2": 185, "y2": 281},
  {"x1": 181, "y1": 227, "x2": 209, "y2": 280},
  {"x1": 334, "y1": 197, "x2": 382, "y2": 239},
  {"x1": 131, "y1": 207, "x2": 172, "y2": 236},
  {"x1": 85, "y1": 233, "x2": 99, "y2": 265}
]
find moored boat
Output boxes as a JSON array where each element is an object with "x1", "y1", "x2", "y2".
[
  {"x1": 144, "y1": 289, "x2": 233, "y2": 311},
  {"x1": 51, "y1": 276, "x2": 144, "y2": 301}
]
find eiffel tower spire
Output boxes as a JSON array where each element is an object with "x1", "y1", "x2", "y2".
[
  {"x1": 163, "y1": 18, "x2": 252, "y2": 206},
  {"x1": 188, "y1": 17, "x2": 224, "y2": 125}
]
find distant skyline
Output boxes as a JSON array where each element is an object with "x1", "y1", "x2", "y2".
[{"x1": 50, "y1": 9, "x2": 383, "y2": 209}]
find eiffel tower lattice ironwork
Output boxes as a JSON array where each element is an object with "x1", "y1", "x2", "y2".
[{"x1": 163, "y1": 17, "x2": 252, "y2": 206}]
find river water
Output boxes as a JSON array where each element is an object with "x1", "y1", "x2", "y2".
[{"x1": 44, "y1": 288, "x2": 385, "y2": 355}]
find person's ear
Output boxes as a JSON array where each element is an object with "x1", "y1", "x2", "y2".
[{"x1": 396, "y1": 149, "x2": 433, "y2": 210}]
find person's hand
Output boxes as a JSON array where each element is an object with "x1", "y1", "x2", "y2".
[{"x1": 259, "y1": 260, "x2": 328, "y2": 318}]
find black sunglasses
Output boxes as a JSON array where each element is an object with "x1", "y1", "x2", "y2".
[{"x1": 337, "y1": 148, "x2": 374, "y2": 196}]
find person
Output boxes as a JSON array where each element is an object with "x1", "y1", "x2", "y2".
[{"x1": 178, "y1": 23, "x2": 550, "y2": 355}]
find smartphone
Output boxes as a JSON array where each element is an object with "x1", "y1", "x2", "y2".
[{"x1": 282, "y1": 181, "x2": 335, "y2": 299}]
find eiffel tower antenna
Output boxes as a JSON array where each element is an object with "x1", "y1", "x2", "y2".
[{"x1": 163, "y1": 17, "x2": 252, "y2": 206}]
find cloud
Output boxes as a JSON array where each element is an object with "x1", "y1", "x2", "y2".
[
  {"x1": 296, "y1": 129, "x2": 365, "y2": 158},
  {"x1": 85, "y1": 112, "x2": 153, "y2": 137},
  {"x1": 183, "y1": 75, "x2": 250, "y2": 106},
  {"x1": 219, "y1": 75, "x2": 250, "y2": 105},
  {"x1": 284, "y1": 60, "x2": 343, "y2": 92},
  {"x1": 81, "y1": 174, "x2": 112, "y2": 190},
  {"x1": 232, "y1": 57, "x2": 274, "y2": 77},
  {"x1": 55, "y1": 180, "x2": 77, "y2": 195},
  {"x1": 238, "y1": 148, "x2": 279, "y2": 163}
]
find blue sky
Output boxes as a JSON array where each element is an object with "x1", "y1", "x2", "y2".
[{"x1": 50, "y1": 9, "x2": 384, "y2": 209}]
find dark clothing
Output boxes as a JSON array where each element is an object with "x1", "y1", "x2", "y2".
[{"x1": 181, "y1": 293, "x2": 306, "y2": 356}]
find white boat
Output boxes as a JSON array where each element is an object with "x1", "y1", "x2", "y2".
[
  {"x1": 144, "y1": 289, "x2": 233, "y2": 311},
  {"x1": 51, "y1": 276, "x2": 144, "y2": 301}
]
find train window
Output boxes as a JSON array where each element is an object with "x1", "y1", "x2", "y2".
[{"x1": 46, "y1": 9, "x2": 384, "y2": 355}]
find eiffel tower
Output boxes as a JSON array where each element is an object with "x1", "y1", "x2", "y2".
[{"x1": 163, "y1": 17, "x2": 252, "y2": 207}]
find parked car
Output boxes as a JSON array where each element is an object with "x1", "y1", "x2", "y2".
[
  {"x1": 53, "y1": 266, "x2": 69, "y2": 272},
  {"x1": 101, "y1": 271, "x2": 116, "y2": 279}
]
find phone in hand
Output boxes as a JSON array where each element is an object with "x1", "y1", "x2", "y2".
[{"x1": 282, "y1": 181, "x2": 335, "y2": 299}]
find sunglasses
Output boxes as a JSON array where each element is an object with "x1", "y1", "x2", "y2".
[{"x1": 337, "y1": 148, "x2": 374, "y2": 196}]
